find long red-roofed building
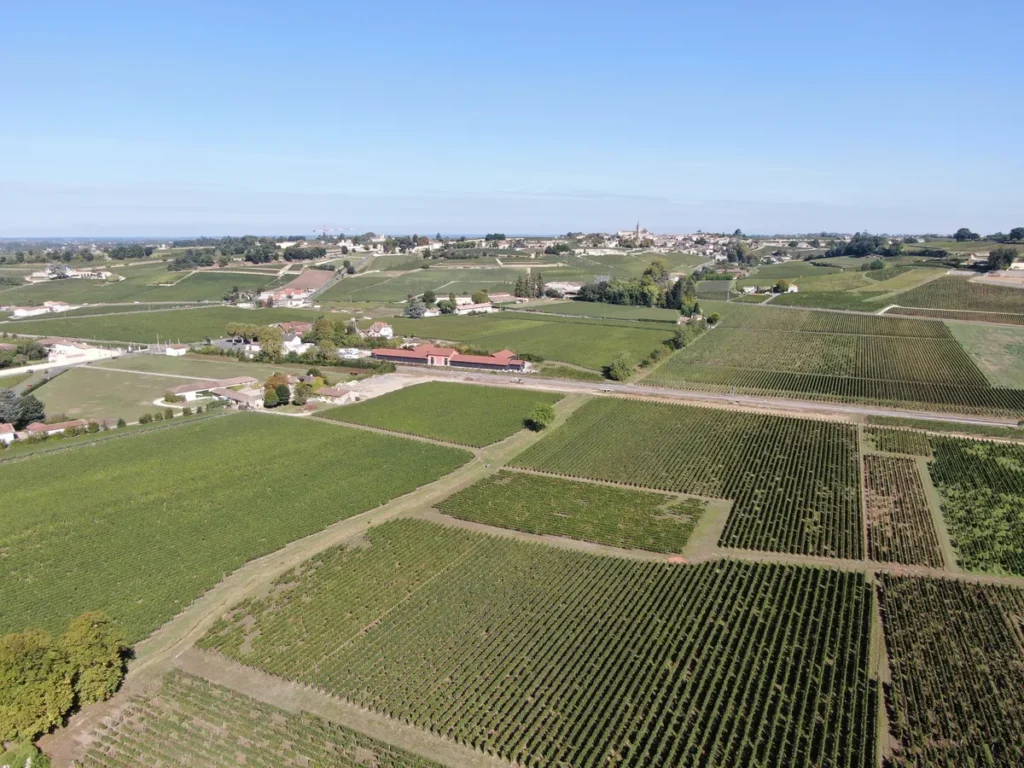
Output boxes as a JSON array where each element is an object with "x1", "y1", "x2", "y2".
[{"x1": 371, "y1": 344, "x2": 527, "y2": 371}]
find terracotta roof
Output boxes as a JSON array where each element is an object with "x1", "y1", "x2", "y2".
[
  {"x1": 372, "y1": 344, "x2": 456, "y2": 360},
  {"x1": 169, "y1": 344, "x2": 188, "y2": 350},
  {"x1": 276, "y1": 321, "x2": 313, "y2": 333},
  {"x1": 0, "y1": 342, "x2": 17, "y2": 351},
  {"x1": 317, "y1": 386, "x2": 353, "y2": 397},
  {"x1": 368, "y1": 322, "x2": 392, "y2": 332},
  {"x1": 453, "y1": 352, "x2": 525, "y2": 366},
  {"x1": 210, "y1": 387, "x2": 262, "y2": 403},
  {"x1": 0, "y1": 424, "x2": 14, "y2": 435},
  {"x1": 26, "y1": 419, "x2": 89, "y2": 433},
  {"x1": 166, "y1": 376, "x2": 257, "y2": 395}
]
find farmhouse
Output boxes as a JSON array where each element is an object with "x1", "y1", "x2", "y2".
[
  {"x1": 543, "y1": 281, "x2": 585, "y2": 298},
  {"x1": 371, "y1": 344, "x2": 528, "y2": 372},
  {"x1": 282, "y1": 334, "x2": 313, "y2": 355},
  {"x1": 365, "y1": 322, "x2": 394, "y2": 339},
  {"x1": 166, "y1": 376, "x2": 259, "y2": 401},
  {"x1": 312, "y1": 386, "x2": 361, "y2": 405},
  {"x1": 453, "y1": 302, "x2": 495, "y2": 315},
  {"x1": 276, "y1": 321, "x2": 313, "y2": 336},
  {"x1": 25, "y1": 419, "x2": 89, "y2": 437},
  {"x1": 0, "y1": 423, "x2": 16, "y2": 445},
  {"x1": 258, "y1": 287, "x2": 313, "y2": 308},
  {"x1": 47, "y1": 341, "x2": 120, "y2": 365},
  {"x1": 165, "y1": 344, "x2": 188, "y2": 357},
  {"x1": 11, "y1": 306, "x2": 51, "y2": 318},
  {"x1": 210, "y1": 387, "x2": 264, "y2": 410}
]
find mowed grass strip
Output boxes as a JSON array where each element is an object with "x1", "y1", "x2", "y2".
[
  {"x1": 436, "y1": 470, "x2": 707, "y2": 553},
  {"x1": 511, "y1": 398, "x2": 863, "y2": 559},
  {"x1": 320, "y1": 382, "x2": 561, "y2": 446},
  {"x1": 0, "y1": 413, "x2": 471, "y2": 640},
  {"x1": 388, "y1": 313, "x2": 674, "y2": 370},
  {"x1": 0, "y1": 306, "x2": 322, "y2": 343},
  {"x1": 80, "y1": 671, "x2": 445, "y2": 768},
  {"x1": 200, "y1": 519, "x2": 877, "y2": 768}
]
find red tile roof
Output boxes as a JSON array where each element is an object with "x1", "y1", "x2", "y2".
[
  {"x1": 0, "y1": 424, "x2": 14, "y2": 435},
  {"x1": 26, "y1": 419, "x2": 89, "y2": 433}
]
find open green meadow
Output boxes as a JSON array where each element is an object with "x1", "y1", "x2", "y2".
[
  {"x1": 320, "y1": 267, "x2": 523, "y2": 303},
  {"x1": 0, "y1": 414, "x2": 471, "y2": 640},
  {"x1": 644, "y1": 305, "x2": 1024, "y2": 416},
  {"x1": 31, "y1": 366, "x2": 190, "y2": 422},
  {"x1": 320, "y1": 381, "x2": 561, "y2": 446},
  {"x1": 523, "y1": 301, "x2": 679, "y2": 323},
  {"x1": 95, "y1": 352, "x2": 367, "y2": 382},
  {"x1": 80, "y1": 671, "x2": 444, "y2": 768},
  {"x1": 200, "y1": 519, "x2": 877, "y2": 768},
  {"x1": 437, "y1": 470, "x2": 711, "y2": 553},
  {"x1": 0, "y1": 306, "x2": 322, "y2": 343},
  {"x1": 946, "y1": 322, "x2": 1024, "y2": 387},
  {"x1": 512, "y1": 398, "x2": 863, "y2": 559},
  {"x1": 389, "y1": 312, "x2": 674, "y2": 370}
]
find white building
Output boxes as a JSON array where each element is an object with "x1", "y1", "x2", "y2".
[
  {"x1": 453, "y1": 302, "x2": 495, "y2": 315},
  {"x1": 282, "y1": 334, "x2": 314, "y2": 355},
  {"x1": 165, "y1": 344, "x2": 188, "y2": 357},
  {"x1": 11, "y1": 306, "x2": 50, "y2": 318},
  {"x1": 47, "y1": 341, "x2": 120, "y2": 365},
  {"x1": 543, "y1": 281, "x2": 585, "y2": 298},
  {"x1": 0, "y1": 423, "x2": 16, "y2": 445},
  {"x1": 365, "y1": 322, "x2": 394, "y2": 339}
]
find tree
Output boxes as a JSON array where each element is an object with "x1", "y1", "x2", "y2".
[
  {"x1": 293, "y1": 382, "x2": 312, "y2": 406},
  {"x1": 116, "y1": 418, "x2": 126, "y2": 428},
  {"x1": 422, "y1": 289, "x2": 437, "y2": 306},
  {"x1": 670, "y1": 329, "x2": 688, "y2": 349},
  {"x1": 642, "y1": 259, "x2": 670, "y2": 287},
  {"x1": 988, "y1": 246, "x2": 1019, "y2": 271},
  {"x1": 404, "y1": 298, "x2": 427, "y2": 318},
  {"x1": 58, "y1": 612, "x2": 127, "y2": 706},
  {"x1": 346, "y1": 265, "x2": 356, "y2": 274},
  {"x1": 707, "y1": 312, "x2": 721, "y2": 326},
  {"x1": 437, "y1": 300, "x2": 455, "y2": 315},
  {"x1": 263, "y1": 389, "x2": 280, "y2": 408},
  {"x1": 954, "y1": 227, "x2": 980, "y2": 242},
  {"x1": 525, "y1": 403, "x2": 556, "y2": 431},
  {"x1": 1009, "y1": 227, "x2": 1024, "y2": 241},
  {"x1": 471, "y1": 290, "x2": 489, "y2": 305},
  {"x1": 256, "y1": 325, "x2": 283, "y2": 357},
  {"x1": 274, "y1": 384, "x2": 291, "y2": 404},
  {"x1": 0, "y1": 628, "x2": 73, "y2": 742},
  {"x1": 775, "y1": 279, "x2": 791, "y2": 293},
  {"x1": 788, "y1": 240, "x2": 798, "y2": 248},
  {"x1": 606, "y1": 352, "x2": 634, "y2": 381},
  {"x1": 317, "y1": 339, "x2": 338, "y2": 361},
  {"x1": 14, "y1": 394, "x2": 44, "y2": 429},
  {"x1": 0, "y1": 389, "x2": 18, "y2": 424}
]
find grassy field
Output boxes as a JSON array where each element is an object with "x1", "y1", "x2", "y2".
[
  {"x1": 437, "y1": 470, "x2": 711, "y2": 553},
  {"x1": 200, "y1": 519, "x2": 877, "y2": 768},
  {"x1": 0, "y1": 306, "x2": 323, "y2": 343},
  {"x1": 0, "y1": 369, "x2": 33, "y2": 389},
  {"x1": 537, "y1": 363, "x2": 607, "y2": 381},
  {"x1": 80, "y1": 671, "x2": 444, "y2": 768},
  {"x1": 95, "y1": 353, "x2": 367, "y2": 383},
  {"x1": 0, "y1": 414, "x2": 471, "y2": 639},
  {"x1": 512, "y1": 398, "x2": 863, "y2": 559},
  {"x1": 946, "y1": 322, "x2": 1024, "y2": 388},
  {"x1": 320, "y1": 267, "x2": 523, "y2": 303},
  {"x1": 878, "y1": 576, "x2": 1024, "y2": 767},
  {"x1": 389, "y1": 312, "x2": 674, "y2": 370},
  {"x1": 31, "y1": 366, "x2": 194, "y2": 422},
  {"x1": 320, "y1": 382, "x2": 561, "y2": 446},
  {"x1": 929, "y1": 436, "x2": 1024, "y2": 576}
]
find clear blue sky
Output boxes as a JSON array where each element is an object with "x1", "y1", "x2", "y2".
[{"x1": 2, "y1": 1, "x2": 1021, "y2": 237}]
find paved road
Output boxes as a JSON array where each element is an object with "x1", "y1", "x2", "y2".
[{"x1": 397, "y1": 364, "x2": 1022, "y2": 427}]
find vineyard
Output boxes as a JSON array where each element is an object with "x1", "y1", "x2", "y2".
[
  {"x1": 863, "y1": 456, "x2": 943, "y2": 567},
  {"x1": 887, "y1": 275, "x2": 1024, "y2": 313},
  {"x1": 714, "y1": 303, "x2": 952, "y2": 337},
  {"x1": 867, "y1": 415, "x2": 1024, "y2": 441},
  {"x1": 79, "y1": 670, "x2": 444, "y2": 768},
  {"x1": 436, "y1": 470, "x2": 707, "y2": 553},
  {"x1": 510, "y1": 399, "x2": 863, "y2": 558},
  {"x1": 0, "y1": 415, "x2": 471, "y2": 640},
  {"x1": 319, "y1": 382, "x2": 562, "y2": 446},
  {"x1": 202, "y1": 519, "x2": 878, "y2": 768},
  {"x1": 884, "y1": 306, "x2": 1024, "y2": 326},
  {"x1": 878, "y1": 576, "x2": 1024, "y2": 767},
  {"x1": 864, "y1": 427, "x2": 932, "y2": 456},
  {"x1": 928, "y1": 436, "x2": 1024, "y2": 575}
]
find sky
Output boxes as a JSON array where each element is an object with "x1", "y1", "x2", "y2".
[{"x1": 1, "y1": 0, "x2": 1022, "y2": 237}]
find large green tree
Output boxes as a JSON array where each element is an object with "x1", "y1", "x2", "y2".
[
  {"x1": 0, "y1": 629, "x2": 73, "y2": 742},
  {"x1": 988, "y1": 246, "x2": 1019, "y2": 270},
  {"x1": 58, "y1": 612, "x2": 127, "y2": 706}
]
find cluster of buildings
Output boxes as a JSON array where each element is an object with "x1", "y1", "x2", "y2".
[
  {"x1": 4, "y1": 301, "x2": 80, "y2": 319},
  {"x1": 256, "y1": 286, "x2": 315, "y2": 308},
  {"x1": 33, "y1": 337, "x2": 122, "y2": 365},
  {"x1": 0, "y1": 418, "x2": 96, "y2": 445},
  {"x1": 371, "y1": 344, "x2": 529, "y2": 372},
  {"x1": 162, "y1": 373, "x2": 361, "y2": 410},
  {"x1": 25, "y1": 266, "x2": 115, "y2": 283}
]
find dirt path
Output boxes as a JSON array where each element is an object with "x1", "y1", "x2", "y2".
[{"x1": 175, "y1": 649, "x2": 514, "y2": 768}]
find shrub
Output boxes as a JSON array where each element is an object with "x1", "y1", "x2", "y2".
[
  {"x1": 605, "y1": 352, "x2": 634, "y2": 381},
  {"x1": 164, "y1": 408, "x2": 174, "y2": 420},
  {"x1": 182, "y1": 406, "x2": 192, "y2": 416},
  {"x1": 525, "y1": 403, "x2": 556, "y2": 431},
  {"x1": 164, "y1": 392, "x2": 184, "y2": 404},
  {"x1": 87, "y1": 421, "x2": 100, "y2": 434},
  {"x1": 153, "y1": 412, "x2": 164, "y2": 422}
]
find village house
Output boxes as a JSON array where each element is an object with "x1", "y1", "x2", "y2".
[
  {"x1": 11, "y1": 306, "x2": 51, "y2": 318},
  {"x1": 165, "y1": 344, "x2": 188, "y2": 357},
  {"x1": 209, "y1": 387, "x2": 264, "y2": 410},
  {"x1": 45, "y1": 340, "x2": 120, "y2": 365},
  {"x1": 364, "y1": 322, "x2": 394, "y2": 339},
  {"x1": 165, "y1": 376, "x2": 259, "y2": 402},
  {"x1": 25, "y1": 419, "x2": 90, "y2": 437},
  {"x1": 371, "y1": 344, "x2": 529, "y2": 372},
  {"x1": 258, "y1": 287, "x2": 313, "y2": 308},
  {"x1": 275, "y1": 321, "x2": 314, "y2": 336},
  {"x1": 543, "y1": 281, "x2": 585, "y2": 298},
  {"x1": 282, "y1": 333, "x2": 313, "y2": 355},
  {"x1": 311, "y1": 386, "x2": 361, "y2": 405},
  {"x1": 0, "y1": 423, "x2": 16, "y2": 445},
  {"x1": 453, "y1": 302, "x2": 495, "y2": 315}
]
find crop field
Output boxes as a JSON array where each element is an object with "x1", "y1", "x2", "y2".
[
  {"x1": 0, "y1": 306, "x2": 321, "y2": 343},
  {"x1": 511, "y1": 399, "x2": 863, "y2": 558},
  {"x1": 321, "y1": 268, "x2": 523, "y2": 303},
  {"x1": 864, "y1": 427, "x2": 932, "y2": 456},
  {"x1": 878, "y1": 576, "x2": 1024, "y2": 767},
  {"x1": 866, "y1": 415, "x2": 1024, "y2": 441},
  {"x1": 138, "y1": 271, "x2": 282, "y2": 301},
  {"x1": 731, "y1": 293, "x2": 771, "y2": 303},
  {"x1": 80, "y1": 671, "x2": 443, "y2": 768},
  {"x1": 946, "y1": 321, "x2": 1024, "y2": 388},
  {"x1": 537, "y1": 363, "x2": 607, "y2": 382},
  {"x1": 748, "y1": 262, "x2": 842, "y2": 279},
  {"x1": 863, "y1": 456, "x2": 943, "y2": 567},
  {"x1": 769, "y1": 291, "x2": 888, "y2": 311},
  {"x1": 0, "y1": 263, "x2": 172, "y2": 303},
  {"x1": 883, "y1": 306, "x2": 1024, "y2": 326},
  {"x1": 0, "y1": 414, "x2": 470, "y2": 639},
  {"x1": 201, "y1": 519, "x2": 877, "y2": 768},
  {"x1": 436, "y1": 470, "x2": 710, "y2": 552},
  {"x1": 889, "y1": 275, "x2": 1024, "y2": 313},
  {"x1": 694, "y1": 280, "x2": 731, "y2": 299},
  {"x1": 389, "y1": 313, "x2": 674, "y2": 370},
  {"x1": 714, "y1": 304, "x2": 951, "y2": 337},
  {"x1": 928, "y1": 436, "x2": 1024, "y2": 576},
  {"x1": 30, "y1": 366, "x2": 189, "y2": 422},
  {"x1": 320, "y1": 382, "x2": 562, "y2": 446},
  {"x1": 524, "y1": 301, "x2": 679, "y2": 323}
]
